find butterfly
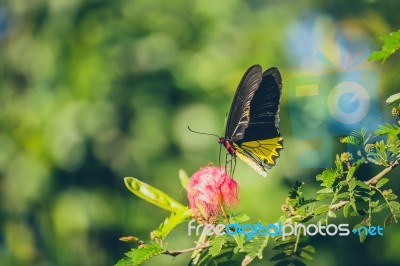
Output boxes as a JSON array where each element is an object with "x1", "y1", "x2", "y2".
[{"x1": 218, "y1": 65, "x2": 283, "y2": 177}]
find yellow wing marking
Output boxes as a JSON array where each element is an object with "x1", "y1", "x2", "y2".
[
  {"x1": 238, "y1": 137, "x2": 283, "y2": 165},
  {"x1": 232, "y1": 137, "x2": 283, "y2": 177}
]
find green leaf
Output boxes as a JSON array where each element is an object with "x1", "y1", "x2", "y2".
[
  {"x1": 178, "y1": 169, "x2": 189, "y2": 190},
  {"x1": 348, "y1": 178, "x2": 357, "y2": 190},
  {"x1": 297, "y1": 198, "x2": 319, "y2": 208},
  {"x1": 356, "y1": 157, "x2": 366, "y2": 166},
  {"x1": 346, "y1": 166, "x2": 357, "y2": 182},
  {"x1": 316, "y1": 188, "x2": 334, "y2": 194},
  {"x1": 337, "y1": 192, "x2": 350, "y2": 199},
  {"x1": 301, "y1": 245, "x2": 315, "y2": 254},
  {"x1": 335, "y1": 154, "x2": 344, "y2": 174},
  {"x1": 386, "y1": 193, "x2": 398, "y2": 201},
  {"x1": 255, "y1": 235, "x2": 270, "y2": 259},
  {"x1": 327, "y1": 211, "x2": 336, "y2": 218},
  {"x1": 317, "y1": 192, "x2": 334, "y2": 200},
  {"x1": 316, "y1": 169, "x2": 337, "y2": 188},
  {"x1": 242, "y1": 235, "x2": 269, "y2": 259},
  {"x1": 373, "y1": 140, "x2": 389, "y2": 166},
  {"x1": 300, "y1": 214, "x2": 316, "y2": 223},
  {"x1": 340, "y1": 128, "x2": 371, "y2": 146},
  {"x1": 352, "y1": 223, "x2": 368, "y2": 243},
  {"x1": 314, "y1": 204, "x2": 330, "y2": 215},
  {"x1": 359, "y1": 228, "x2": 367, "y2": 243},
  {"x1": 299, "y1": 250, "x2": 314, "y2": 261},
  {"x1": 343, "y1": 202, "x2": 351, "y2": 217},
  {"x1": 372, "y1": 203, "x2": 388, "y2": 213},
  {"x1": 389, "y1": 201, "x2": 400, "y2": 211},
  {"x1": 234, "y1": 214, "x2": 251, "y2": 223},
  {"x1": 288, "y1": 181, "x2": 304, "y2": 199},
  {"x1": 272, "y1": 241, "x2": 295, "y2": 251},
  {"x1": 210, "y1": 235, "x2": 227, "y2": 257},
  {"x1": 233, "y1": 234, "x2": 245, "y2": 251},
  {"x1": 369, "y1": 30, "x2": 400, "y2": 63},
  {"x1": 376, "y1": 178, "x2": 389, "y2": 188},
  {"x1": 350, "y1": 201, "x2": 358, "y2": 214},
  {"x1": 124, "y1": 177, "x2": 186, "y2": 212},
  {"x1": 369, "y1": 51, "x2": 386, "y2": 61},
  {"x1": 375, "y1": 123, "x2": 400, "y2": 136},
  {"x1": 384, "y1": 213, "x2": 399, "y2": 227},
  {"x1": 115, "y1": 242, "x2": 163, "y2": 266},
  {"x1": 371, "y1": 200, "x2": 380, "y2": 208},
  {"x1": 386, "y1": 93, "x2": 400, "y2": 105},
  {"x1": 152, "y1": 210, "x2": 192, "y2": 239},
  {"x1": 358, "y1": 195, "x2": 370, "y2": 202},
  {"x1": 197, "y1": 246, "x2": 244, "y2": 266},
  {"x1": 356, "y1": 180, "x2": 371, "y2": 190}
]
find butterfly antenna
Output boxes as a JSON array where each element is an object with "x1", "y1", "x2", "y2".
[
  {"x1": 187, "y1": 126, "x2": 220, "y2": 138},
  {"x1": 221, "y1": 112, "x2": 228, "y2": 136}
]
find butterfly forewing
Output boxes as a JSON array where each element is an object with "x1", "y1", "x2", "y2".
[
  {"x1": 263, "y1": 67, "x2": 282, "y2": 131},
  {"x1": 237, "y1": 67, "x2": 282, "y2": 143},
  {"x1": 225, "y1": 65, "x2": 263, "y2": 143}
]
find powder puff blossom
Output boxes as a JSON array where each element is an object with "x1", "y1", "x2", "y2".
[{"x1": 187, "y1": 166, "x2": 239, "y2": 220}]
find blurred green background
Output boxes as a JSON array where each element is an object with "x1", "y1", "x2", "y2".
[{"x1": 0, "y1": 0, "x2": 399, "y2": 265}]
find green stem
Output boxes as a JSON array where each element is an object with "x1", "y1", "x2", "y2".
[
  {"x1": 293, "y1": 227, "x2": 301, "y2": 253},
  {"x1": 325, "y1": 185, "x2": 341, "y2": 224},
  {"x1": 190, "y1": 233, "x2": 208, "y2": 265},
  {"x1": 368, "y1": 198, "x2": 372, "y2": 227},
  {"x1": 372, "y1": 186, "x2": 398, "y2": 223}
]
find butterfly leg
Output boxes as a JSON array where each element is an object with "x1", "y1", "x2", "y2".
[
  {"x1": 228, "y1": 156, "x2": 233, "y2": 177},
  {"x1": 219, "y1": 144, "x2": 223, "y2": 169},
  {"x1": 224, "y1": 153, "x2": 230, "y2": 175},
  {"x1": 232, "y1": 156, "x2": 236, "y2": 176},
  {"x1": 227, "y1": 155, "x2": 236, "y2": 177},
  {"x1": 224, "y1": 154, "x2": 236, "y2": 177}
]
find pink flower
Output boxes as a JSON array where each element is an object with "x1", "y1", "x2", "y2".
[{"x1": 187, "y1": 166, "x2": 239, "y2": 220}]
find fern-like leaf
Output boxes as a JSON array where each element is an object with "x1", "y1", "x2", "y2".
[
  {"x1": 115, "y1": 242, "x2": 163, "y2": 266},
  {"x1": 340, "y1": 128, "x2": 371, "y2": 146},
  {"x1": 375, "y1": 123, "x2": 400, "y2": 136}
]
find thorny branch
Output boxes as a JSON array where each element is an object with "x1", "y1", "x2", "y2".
[
  {"x1": 365, "y1": 157, "x2": 400, "y2": 185},
  {"x1": 163, "y1": 241, "x2": 211, "y2": 257}
]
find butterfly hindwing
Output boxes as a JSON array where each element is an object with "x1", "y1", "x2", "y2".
[
  {"x1": 234, "y1": 137, "x2": 283, "y2": 177},
  {"x1": 224, "y1": 65, "x2": 283, "y2": 176}
]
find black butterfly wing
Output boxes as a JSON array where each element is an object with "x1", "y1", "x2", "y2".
[
  {"x1": 225, "y1": 65, "x2": 263, "y2": 142},
  {"x1": 236, "y1": 67, "x2": 282, "y2": 143},
  {"x1": 226, "y1": 66, "x2": 283, "y2": 177}
]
